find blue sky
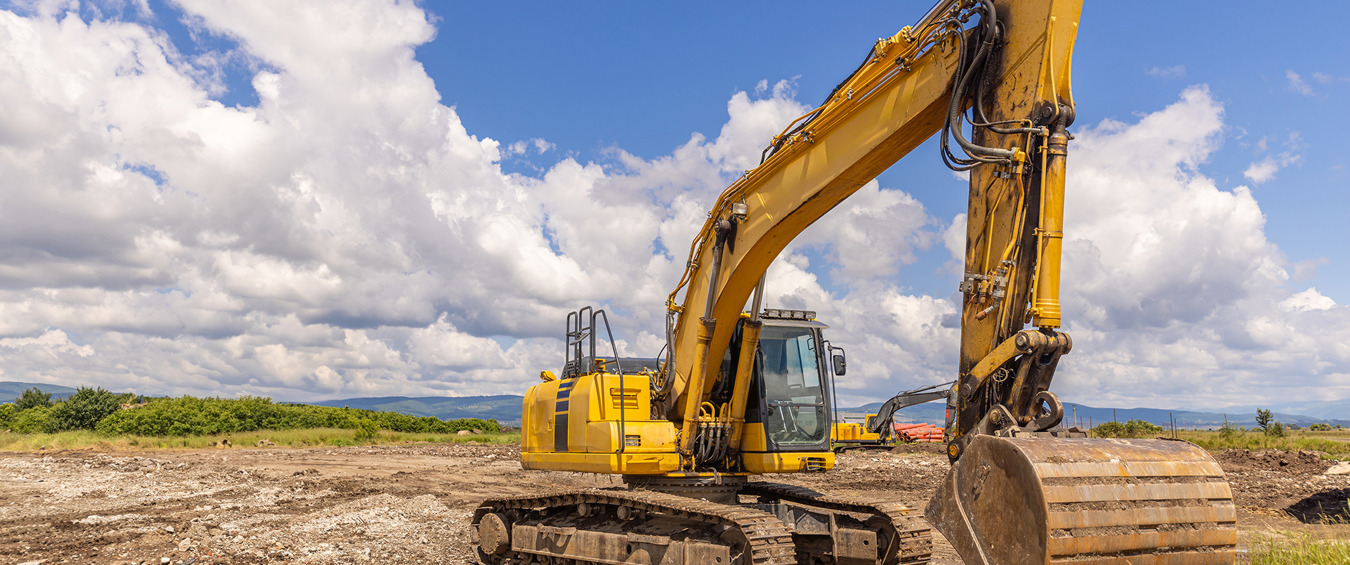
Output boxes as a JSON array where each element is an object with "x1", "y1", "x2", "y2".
[
  {"x1": 418, "y1": 1, "x2": 1349, "y2": 301},
  {"x1": 0, "y1": 0, "x2": 1346, "y2": 414}
]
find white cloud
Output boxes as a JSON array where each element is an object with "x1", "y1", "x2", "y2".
[
  {"x1": 0, "y1": 5, "x2": 1344, "y2": 412},
  {"x1": 1242, "y1": 131, "x2": 1303, "y2": 184},
  {"x1": 0, "y1": 3, "x2": 828, "y2": 401},
  {"x1": 1287, "y1": 70, "x2": 1314, "y2": 95},
  {"x1": 1057, "y1": 85, "x2": 1350, "y2": 408},
  {"x1": 1242, "y1": 159, "x2": 1280, "y2": 183},
  {"x1": 793, "y1": 180, "x2": 935, "y2": 283},
  {"x1": 1281, "y1": 288, "x2": 1336, "y2": 312},
  {"x1": 0, "y1": 329, "x2": 95, "y2": 358}
]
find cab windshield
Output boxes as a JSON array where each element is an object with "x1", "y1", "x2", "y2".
[{"x1": 758, "y1": 325, "x2": 827, "y2": 447}]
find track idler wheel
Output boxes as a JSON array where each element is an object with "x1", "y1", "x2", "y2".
[{"x1": 476, "y1": 512, "x2": 511, "y2": 557}]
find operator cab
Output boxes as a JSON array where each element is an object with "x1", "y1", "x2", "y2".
[{"x1": 722, "y1": 308, "x2": 843, "y2": 456}]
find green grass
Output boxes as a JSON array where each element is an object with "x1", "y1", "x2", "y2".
[
  {"x1": 0, "y1": 428, "x2": 521, "y2": 451},
  {"x1": 1248, "y1": 531, "x2": 1350, "y2": 564},
  {"x1": 1176, "y1": 429, "x2": 1350, "y2": 459}
]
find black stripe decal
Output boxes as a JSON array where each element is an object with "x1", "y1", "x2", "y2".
[
  {"x1": 554, "y1": 413, "x2": 569, "y2": 452},
  {"x1": 554, "y1": 379, "x2": 573, "y2": 452}
]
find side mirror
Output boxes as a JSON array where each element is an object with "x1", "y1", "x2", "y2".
[{"x1": 832, "y1": 354, "x2": 846, "y2": 376}]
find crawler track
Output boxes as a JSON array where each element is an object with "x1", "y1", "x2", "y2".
[
  {"x1": 473, "y1": 488, "x2": 796, "y2": 564},
  {"x1": 472, "y1": 483, "x2": 933, "y2": 564},
  {"x1": 743, "y1": 482, "x2": 933, "y2": 564}
]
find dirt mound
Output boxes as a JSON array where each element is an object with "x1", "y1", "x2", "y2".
[
  {"x1": 1286, "y1": 488, "x2": 1350, "y2": 524},
  {"x1": 890, "y1": 442, "x2": 946, "y2": 455},
  {"x1": 1215, "y1": 449, "x2": 1330, "y2": 475}
]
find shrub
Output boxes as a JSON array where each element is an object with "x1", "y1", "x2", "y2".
[
  {"x1": 0, "y1": 403, "x2": 15, "y2": 428},
  {"x1": 354, "y1": 418, "x2": 379, "y2": 441},
  {"x1": 1310, "y1": 423, "x2": 1332, "y2": 432},
  {"x1": 48, "y1": 387, "x2": 129, "y2": 431},
  {"x1": 1219, "y1": 421, "x2": 1242, "y2": 439},
  {"x1": 1266, "y1": 421, "x2": 1286, "y2": 438},
  {"x1": 11, "y1": 406, "x2": 54, "y2": 433},
  {"x1": 15, "y1": 388, "x2": 52, "y2": 411},
  {"x1": 94, "y1": 395, "x2": 501, "y2": 437},
  {"x1": 1092, "y1": 419, "x2": 1163, "y2": 438}
]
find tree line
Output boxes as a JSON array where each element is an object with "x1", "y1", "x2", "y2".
[{"x1": 0, "y1": 387, "x2": 499, "y2": 436}]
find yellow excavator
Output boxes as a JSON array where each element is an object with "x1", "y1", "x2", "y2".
[
  {"x1": 831, "y1": 414, "x2": 889, "y2": 451},
  {"x1": 473, "y1": 0, "x2": 1237, "y2": 563}
]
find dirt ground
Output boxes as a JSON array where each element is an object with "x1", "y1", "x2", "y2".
[{"x1": 0, "y1": 442, "x2": 1346, "y2": 564}]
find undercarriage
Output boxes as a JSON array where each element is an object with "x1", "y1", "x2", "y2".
[{"x1": 472, "y1": 478, "x2": 932, "y2": 565}]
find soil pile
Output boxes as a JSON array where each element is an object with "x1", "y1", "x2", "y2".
[{"x1": 1216, "y1": 448, "x2": 1331, "y2": 474}]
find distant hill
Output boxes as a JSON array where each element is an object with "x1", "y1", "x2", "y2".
[
  {"x1": 0, "y1": 381, "x2": 78, "y2": 402},
  {"x1": 309, "y1": 395, "x2": 524, "y2": 424},
  {"x1": 1051, "y1": 403, "x2": 1350, "y2": 430},
  {"x1": 1221, "y1": 400, "x2": 1350, "y2": 422},
  {"x1": 838, "y1": 399, "x2": 1350, "y2": 429}
]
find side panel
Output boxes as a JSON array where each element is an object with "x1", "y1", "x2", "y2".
[
  {"x1": 742, "y1": 452, "x2": 835, "y2": 474},
  {"x1": 521, "y1": 451, "x2": 682, "y2": 474},
  {"x1": 522, "y1": 379, "x2": 562, "y2": 453},
  {"x1": 523, "y1": 372, "x2": 681, "y2": 475},
  {"x1": 741, "y1": 422, "x2": 768, "y2": 452}
]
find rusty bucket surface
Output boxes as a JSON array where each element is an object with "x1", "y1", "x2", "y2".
[{"x1": 925, "y1": 436, "x2": 1236, "y2": 565}]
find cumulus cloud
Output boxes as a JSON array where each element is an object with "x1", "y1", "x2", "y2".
[
  {"x1": 1280, "y1": 288, "x2": 1336, "y2": 313},
  {"x1": 1057, "y1": 85, "x2": 1350, "y2": 408},
  {"x1": 0, "y1": 4, "x2": 1343, "y2": 411},
  {"x1": 0, "y1": 2, "x2": 850, "y2": 401}
]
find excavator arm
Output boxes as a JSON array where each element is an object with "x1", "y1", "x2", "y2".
[{"x1": 867, "y1": 382, "x2": 953, "y2": 440}]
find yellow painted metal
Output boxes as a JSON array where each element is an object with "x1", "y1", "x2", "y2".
[
  {"x1": 739, "y1": 422, "x2": 769, "y2": 452},
  {"x1": 520, "y1": 380, "x2": 556, "y2": 453},
  {"x1": 832, "y1": 421, "x2": 864, "y2": 442},
  {"x1": 521, "y1": 370, "x2": 831, "y2": 475},
  {"x1": 831, "y1": 415, "x2": 882, "y2": 443},
  {"x1": 678, "y1": 318, "x2": 716, "y2": 462},
  {"x1": 1029, "y1": 128, "x2": 1069, "y2": 328},
  {"x1": 964, "y1": 329, "x2": 1041, "y2": 392},
  {"x1": 956, "y1": 0, "x2": 1081, "y2": 391},
  {"x1": 521, "y1": 451, "x2": 681, "y2": 474},
  {"x1": 522, "y1": 373, "x2": 671, "y2": 454},
  {"x1": 741, "y1": 451, "x2": 835, "y2": 474},
  {"x1": 726, "y1": 319, "x2": 762, "y2": 453}
]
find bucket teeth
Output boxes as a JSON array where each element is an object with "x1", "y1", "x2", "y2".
[{"x1": 926, "y1": 437, "x2": 1237, "y2": 565}]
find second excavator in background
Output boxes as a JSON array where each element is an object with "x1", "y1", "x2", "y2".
[{"x1": 474, "y1": 0, "x2": 1237, "y2": 563}]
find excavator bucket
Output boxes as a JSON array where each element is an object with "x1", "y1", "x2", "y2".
[{"x1": 925, "y1": 436, "x2": 1236, "y2": 564}]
